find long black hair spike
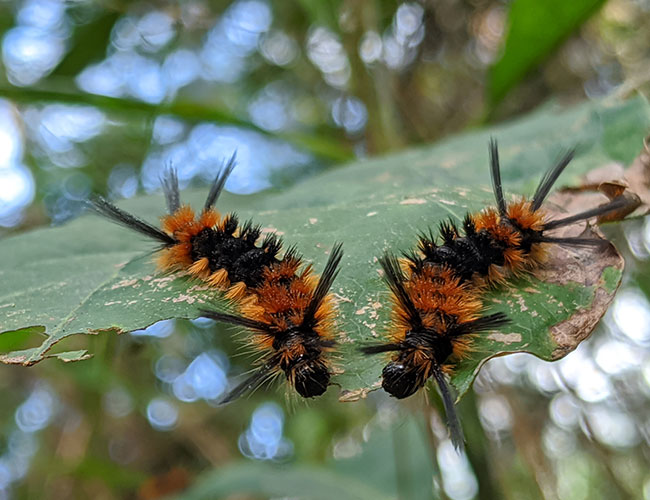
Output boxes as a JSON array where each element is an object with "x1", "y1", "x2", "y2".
[
  {"x1": 531, "y1": 149, "x2": 576, "y2": 211},
  {"x1": 199, "y1": 309, "x2": 273, "y2": 335},
  {"x1": 220, "y1": 355, "x2": 282, "y2": 404},
  {"x1": 204, "y1": 153, "x2": 237, "y2": 213},
  {"x1": 430, "y1": 360, "x2": 465, "y2": 451},
  {"x1": 542, "y1": 197, "x2": 630, "y2": 231},
  {"x1": 161, "y1": 167, "x2": 180, "y2": 214},
  {"x1": 379, "y1": 254, "x2": 423, "y2": 330},
  {"x1": 301, "y1": 243, "x2": 344, "y2": 329},
  {"x1": 89, "y1": 195, "x2": 176, "y2": 246},
  {"x1": 489, "y1": 138, "x2": 507, "y2": 217}
]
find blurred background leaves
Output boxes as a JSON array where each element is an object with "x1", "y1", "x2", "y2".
[{"x1": 0, "y1": 0, "x2": 649, "y2": 499}]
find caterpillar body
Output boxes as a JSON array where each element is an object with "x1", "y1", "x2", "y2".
[
  {"x1": 362, "y1": 140, "x2": 630, "y2": 449},
  {"x1": 90, "y1": 157, "x2": 342, "y2": 400}
]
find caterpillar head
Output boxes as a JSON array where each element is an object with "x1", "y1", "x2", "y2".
[
  {"x1": 381, "y1": 361, "x2": 423, "y2": 399},
  {"x1": 292, "y1": 360, "x2": 330, "y2": 398}
]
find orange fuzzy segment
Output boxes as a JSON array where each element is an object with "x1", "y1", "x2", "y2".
[
  {"x1": 506, "y1": 199, "x2": 545, "y2": 231},
  {"x1": 242, "y1": 263, "x2": 337, "y2": 358},
  {"x1": 504, "y1": 199, "x2": 549, "y2": 271},
  {"x1": 157, "y1": 206, "x2": 223, "y2": 272},
  {"x1": 472, "y1": 199, "x2": 549, "y2": 277},
  {"x1": 390, "y1": 266, "x2": 482, "y2": 365}
]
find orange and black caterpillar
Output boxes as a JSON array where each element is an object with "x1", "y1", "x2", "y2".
[
  {"x1": 404, "y1": 140, "x2": 629, "y2": 286},
  {"x1": 90, "y1": 157, "x2": 343, "y2": 400},
  {"x1": 362, "y1": 140, "x2": 630, "y2": 448},
  {"x1": 200, "y1": 242, "x2": 342, "y2": 402},
  {"x1": 362, "y1": 256, "x2": 508, "y2": 448}
]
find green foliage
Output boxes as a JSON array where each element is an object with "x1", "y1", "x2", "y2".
[
  {"x1": 173, "y1": 463, "x2": 393, "y2": 500},
  {"x1": 0, "y1": 86, "x2": 354, "y2": 163},
  {"x1": 1, "y1": 1, "x2": 649, "y2": 498},
  {"x1": 488, "y1": 0, "x2": 608, "y2": 108},
  {"x1": 51, "y1": 11, "x2": 121, "y2": 77},
  {"x1": 173, "y1": 415, "x2": 433, "y2": 500},
  {"x1": 1, "y1": 97, "x2": 647, "y2": 401}
]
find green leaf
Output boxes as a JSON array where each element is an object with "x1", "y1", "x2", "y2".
[
  {"x1": 1, "y1": 97, "x2": 648, "y2": 402},
  {"x1": 171, "y1": 462, "x2": 394, "y2": 500},
  {"x1": 294, "y1": 0, "x2": 342, "y2": 30},
  {"x1": 174, "y1": 414, "x2": 435, "y2": 500},
  {"x1": 0, "y1": 220, "x2": 224, "y2": 365},
  {"x1": 488, "y1": 0, "x2": 607, "y2": 108},
  {"x1": 328, "y1": 415, "x2": 436, "y2": 500},
  {"x1": 50, "y1": 11, "x2": 121, "y2": 77}
]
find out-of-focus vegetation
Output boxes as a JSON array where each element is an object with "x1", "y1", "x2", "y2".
[{"x1": 0, "y1": 0, "x2": 649, "y2": 499}]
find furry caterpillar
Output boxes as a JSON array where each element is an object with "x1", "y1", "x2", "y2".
[
  {"x1": 90, "y1": 157, "x2": 343, "y2": 400},
  {"x1": 362, "y1": 140, "x2": 629, "y2": 449}
]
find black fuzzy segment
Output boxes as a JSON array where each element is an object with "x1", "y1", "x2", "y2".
[
  {"x1": 409, "y1": 218, "x2": 509, "y2": 283},
  {"x1": 190, "y1": 214, "x2": 283, "y2": 287}
]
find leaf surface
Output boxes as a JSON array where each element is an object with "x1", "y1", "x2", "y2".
[{"x1": 1, "y1": 97, "x2": 648, "y2": 400}]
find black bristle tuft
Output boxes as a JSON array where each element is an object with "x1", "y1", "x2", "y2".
[
  {"x1": 417, "y1": 230, "x2": 437, "y2": 258},
  {"x1": 379, "y1": 254, "x2": 423, "y2": 330},
  {"x1": 430, "y1": 360, "x2": 465, "y2": 451},
  {"x1": 262, "y1": 234, "x2": 284, "y2": 258},
  {"x1": 239, "y1": 220, "x2": 262, "y2": 244},
  {"x1": 439, "y1": 220, "x2": 458, "y2": 245},
  {"x1": 301, "y1": 243, "x2": 344, "y2": 329},
  {"x1": 542, "y1": 197, "x2": 629, "y2": 231},
  {"x1": 531, "y1": 148, "x2": 575, "y2": 211},
  {"x1": 282, "y1": 244, "x2": 300, "y2": 262},
  {"x1": 463, "y1": 214, "x2": 476, "y2": 236},
  {"x1": 89, "y1": 195, "x2": 176, "y2": 246},
  {"x1": 160, "y1": 167, "x2": 180, "y2": 214},
  {"x1": 221, "y1": 213, "x2": 239, "y2": 235},
  {"x1": 489, "y1": 138, "x2": 507, "y2": 217},
  {"x1": 204, "y1": 153, "x2": 237, "y2": 212}
]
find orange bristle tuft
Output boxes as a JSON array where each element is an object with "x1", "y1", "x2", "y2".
[
  {"x1": 157, "y1": 243, "x2": 193, "y2": 271},
  {"x1": 198, "y1": 209, "x2": 220, "y2": 230},
  {"x1": 188, "y1": 257, "x2": 210, "y2": 278},
  {"x1": 161, "y1": 205, "x2": 196, "y2": 235},
  {"x1": 206, "y1": 269, "x2": 230, "y2": 289},
  {"x1": 225, "y1": 281, "x2": 248, "y2": 301},
  {"x1": 506, "y1": 199, "x2": 545, "y2": 231}
]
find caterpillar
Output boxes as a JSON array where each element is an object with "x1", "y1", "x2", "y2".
[
  {"x1": 362, "y1": 140, "x2": 630, "y2": 449},
  {"x1": 90, "y1": 156, "x2": 343, "y2": 401}
]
